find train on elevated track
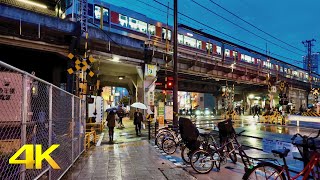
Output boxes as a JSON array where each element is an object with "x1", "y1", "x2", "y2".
[{"x1": 65, "y1": 0, "x2": 320, "y2": 85}]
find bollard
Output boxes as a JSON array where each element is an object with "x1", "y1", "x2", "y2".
[
  {"x1": 155, "y1": 121, "x2": 158, "y2": 138},
  {"x1": 148, "y1": 120, "x2": 151, "y2": 140}
]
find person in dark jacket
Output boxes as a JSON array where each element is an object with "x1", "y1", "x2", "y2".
[
  {"x1": 117, "y1": 105, "x2": 125, "y2": 128},
  {"x1": 134, "y1": 109, "x2": 143, "y2": 136},
  {"x1": 107, "y1": 110, "x2": 116, "y2": 143}
]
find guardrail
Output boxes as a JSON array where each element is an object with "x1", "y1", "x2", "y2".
[{"x1": 288, "y1": 115, "x2": 320, "y2": 126}]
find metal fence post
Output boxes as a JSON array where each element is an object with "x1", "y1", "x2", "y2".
[
  {"x1": 71, "y1": 96, "x2": 74, "y2": 162},
  {"x1": 79, "y1": 100, "x2": 82, "y2": 154},
  {"x1": 48, "y1": 85, "x2": 53, "y2": 180},
  {"x1": 20, "y1": 75, "x2": 28, "y2": 180}
]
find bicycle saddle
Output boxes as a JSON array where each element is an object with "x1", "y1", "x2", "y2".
[{"x1": 271, "y1": 149, "x2": 290, "y2": 158}]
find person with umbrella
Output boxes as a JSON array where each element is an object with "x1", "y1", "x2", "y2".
[
  {"x1": 131, "y1": 102, "x2": 147, "y2": 136},
  {"x1": 134, "y1": 109, "x2": 143, "y2": 136}
]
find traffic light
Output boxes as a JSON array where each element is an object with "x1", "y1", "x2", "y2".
[{"x1": 167, "y1": 81, "x2": 173, "y2": 90}]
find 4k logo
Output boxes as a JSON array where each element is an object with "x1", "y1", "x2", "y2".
[{"x1": 9, "y1": 144, "x2": 60, "y2": 169}]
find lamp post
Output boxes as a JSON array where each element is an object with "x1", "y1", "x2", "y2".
[{"x1": 173, "y1": 0, "x2": 178, "y2": 126}]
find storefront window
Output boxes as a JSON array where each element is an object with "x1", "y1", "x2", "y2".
[
  {"x1": 119, "y1": 14, "x2": 128, "y2": 27},
  {"x1": 184, "y1": 36, "x2": 196, "y2": 48},
  {"x1": 162, "y1": 28, "x2": 172, "y2": 40},
  {"x1": 94, "y1": 6, "x2": 109, "y2": 22},
  {"x1": 148, "y1": 24, "x2": 155, "y2": 35},
  {"x1": 178, "y1": 34, "x2": 184, "y2": 44}
]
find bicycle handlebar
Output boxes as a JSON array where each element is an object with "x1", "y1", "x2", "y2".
[
  {"x1": 291, "y1": 130, "x2": 320, "y2": 146},
  {"x1": 236, "y1": 130, "x2": 245, "y2": 136}
]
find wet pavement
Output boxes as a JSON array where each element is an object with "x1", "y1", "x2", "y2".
[
  {"x1": 63, "y1": 115, "x2": 319, "y2": 180},
  {"x1": 62, "y1": 140, "x2": 196, "y2": 180}
]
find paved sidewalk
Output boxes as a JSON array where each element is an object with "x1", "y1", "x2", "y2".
[{"x1": 62, "y1": 140, "x2": 196, "y2": 180}]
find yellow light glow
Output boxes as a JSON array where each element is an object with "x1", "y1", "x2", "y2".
[{"x1": 18, "y1": 0, "x2": 47, "y2": 9}]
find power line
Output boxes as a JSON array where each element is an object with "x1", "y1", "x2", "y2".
[
  {"x1": 207, "y1": 0, "x2": 306, "y2": 53},
  {"x1": 189, "y1": 0, "x2": 304, "y2": 57},
  {"x1": 152, "y1": 0, "x2": 303, "y2": 64}
]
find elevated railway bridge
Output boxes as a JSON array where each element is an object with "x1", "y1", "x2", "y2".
[{"x1": 0, "y1": 2, "x2": 318, "y2": 110}]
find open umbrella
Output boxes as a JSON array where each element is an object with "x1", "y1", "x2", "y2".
[
  {"x1": 106, "y1": 106, "x2": 118, "y2": 112},
  {"x1": 131, "y1": 102, "x2": 147, "y2": 110}
]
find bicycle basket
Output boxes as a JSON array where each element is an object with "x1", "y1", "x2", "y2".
[{"x1": 217, "y1": 119, "x2": 235, "y2": 138}]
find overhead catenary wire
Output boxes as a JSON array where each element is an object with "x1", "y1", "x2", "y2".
[
  {"x1": 207, "y1": 0, "x2": 306, "y2": 53},
  {"x1": 152, "y1": 0, "x2": 303, "y2": 65},
  {"x1": 189, "y1": 0, "x2": 304, "y2": 57}
]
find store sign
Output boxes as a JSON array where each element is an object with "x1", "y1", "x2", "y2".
[
  {"x1": 158, "y1": 102, "x2": 164, "y2": 116},
  {"x1": 148, "y1": 91, "x2": 154, "y2": 106},
  {"x1": 145, "y1": 64, "x2": 157, "y2": 78}
]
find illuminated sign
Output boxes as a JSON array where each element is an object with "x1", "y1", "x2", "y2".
[{"x1": 145, "y1": 64, "x2": 157, "y2": 78}]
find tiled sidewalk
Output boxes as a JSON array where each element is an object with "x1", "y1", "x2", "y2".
[{"x1": 62, "y1": 140, "x2": 196, "y2": 180}]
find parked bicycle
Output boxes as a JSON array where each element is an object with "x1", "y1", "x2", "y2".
[
  {"x1": 243, "y1": 130, "x2": 320, "y2": 180},
  {"x1": 190, "y1": 119, "x2": 252, "y2": 174}
]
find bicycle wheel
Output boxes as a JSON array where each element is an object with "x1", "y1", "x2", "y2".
[
  {"x1": 181, "y1": 145, "x2": 191, "y2": 164},
  {"x1": 162, "y1": 138, "x2": 177, "y2": 154},
  {"x1": 227, "y1": 142, "x2": 237, "y2": 163},
  {"x1": 155, "y1": 131, "x2": 174, "y2": 149},
  {"x1": 242, "y1": 162, "x2": 286, "y2": 180},
  {"x1": 190, "y1": 149, "x2": 215, "y2": 174},
  {"x1": 310, "y1": 160, "x2": 320, "y2": 180}
]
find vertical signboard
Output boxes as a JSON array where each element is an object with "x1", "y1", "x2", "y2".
[{"x1": 158, "y1": 102, "x2": 164, "y2": 124}]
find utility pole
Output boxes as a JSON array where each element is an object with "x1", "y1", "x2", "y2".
[
  {"x1": 173, "y1": 0, "x2": 178, "y2": 126},
  {"x1": 302, "y1": 39, "x2": 316, "y2": 105}
]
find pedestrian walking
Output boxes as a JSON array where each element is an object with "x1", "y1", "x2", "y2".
[
  {"x1": 117, "y1": 105, "x2": 125, "y2": 128},
  {"x1": 107, "y1": 110, "x2": 116, "y2": 143},
  {"x1": 253, "y1": 105, "x2": 260, "y2": 117},
  {"x1": 134, "y1": 109, "x2": 143, "y2": 136}
]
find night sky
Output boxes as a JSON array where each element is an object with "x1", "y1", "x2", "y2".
[{"x1": 107, "y1": 0, "x2": 320, "y2": 68}]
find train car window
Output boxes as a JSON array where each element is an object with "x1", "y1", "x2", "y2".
[
  {"x1": 244, "y1": 55, "x2": 253, "y2": 63},
  {"x1": 216, "y1": 46, "x2": 222, "y2": 55},
  {"x1": 225, "y1": 49, "x2": 230, "y2": 57},
  {"x1": 129, "y1": 17, "x2": 147, "y2": 33},
  {"x1": 162, "y1": 28, "x2": 172, "y2": 40},
  {"x1": 178, "y1": 34, "x2": 184, "y2": 44},
  {"x1": 148, "y1": 24, "x2": 155, "y2": 35},
  {"x1": 184, "y1": 36, "x2": 196, "y2": 48},
  {"x1": 119, "y1": 14, "x2": 128, "y2": 27},
  {"x1": 233, "y1": 51, "x2": 238, "y2": 59},
  {"x1": 94, "y1": 6, "x2": 109, "y2": 23},
  {"x1": 206, "y1": 43, "x2": 212, "y2": 53},
  {"x1": 241, "y1": 54, "x2": 245, "y2": 61},
  {"x1": 88, "y1": 4, "x2": 93, "y2": 17},
  {"x1": 197, "y1": 40, "x2": 202, "y2": 49}
]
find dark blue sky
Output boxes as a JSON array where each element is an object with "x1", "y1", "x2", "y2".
[{"x1": 108, "y1": 0, "x2": 319, "y2": 68}]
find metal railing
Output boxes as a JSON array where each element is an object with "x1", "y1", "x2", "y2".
[{"x1": 0, "y1": 60, "x2": 85, "y2": 180}]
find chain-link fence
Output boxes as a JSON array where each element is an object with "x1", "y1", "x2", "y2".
[{"x1": 0, "y1": 60, "x2": 86, "y2": 180}]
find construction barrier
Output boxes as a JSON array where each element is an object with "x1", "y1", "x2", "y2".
[{"x1": 302, "y1": 112, "x2": 320, "y2": 117}]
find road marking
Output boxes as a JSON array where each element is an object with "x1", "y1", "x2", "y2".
[{"x1": 96, "y1": 133, "x2": 104, "y2": 146}]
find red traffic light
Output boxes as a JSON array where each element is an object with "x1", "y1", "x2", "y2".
[{"x1": 167, "y1": 81, "x2": 173, "y2": 89}]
